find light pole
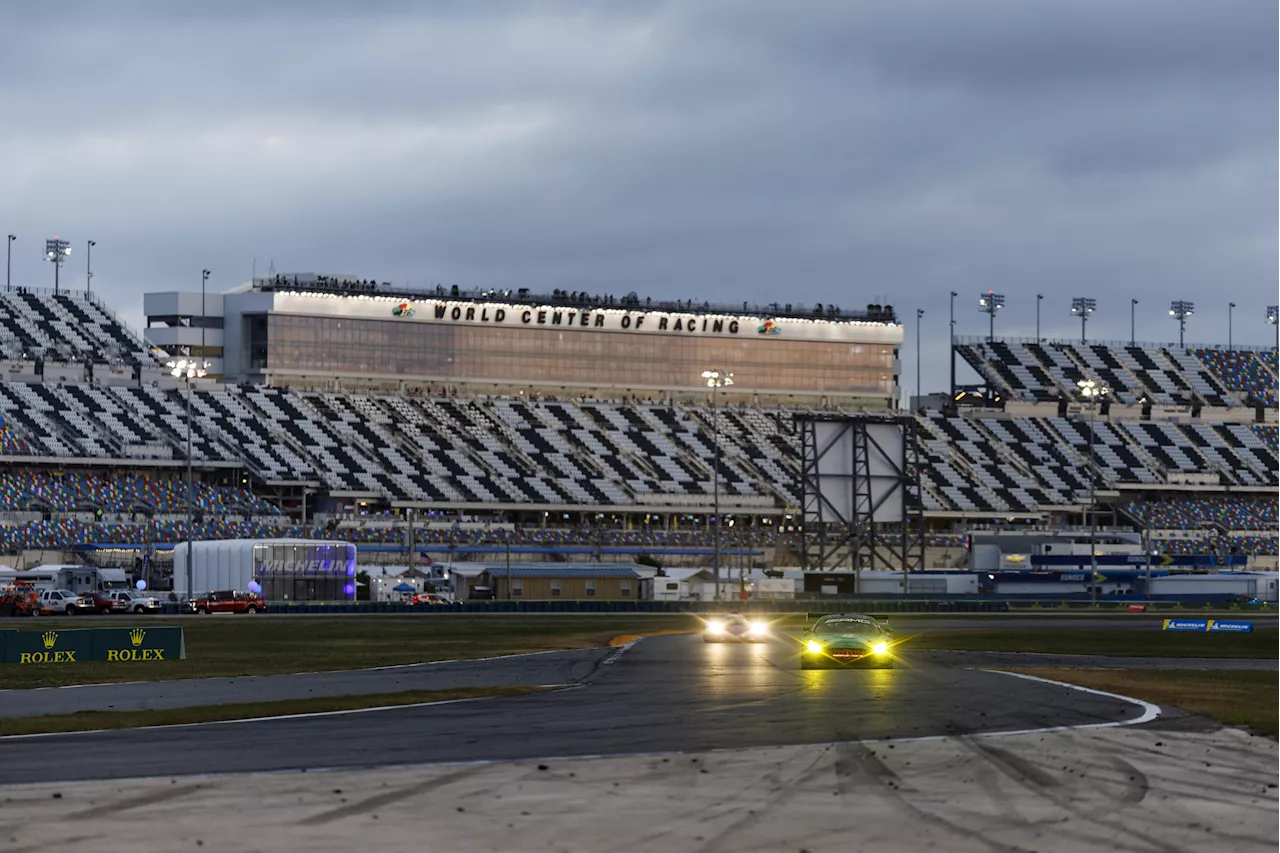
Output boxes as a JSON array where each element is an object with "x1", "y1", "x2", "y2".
[
  {"x1": 1168, "y1": 300, "x2": 1194, "y2": 348},
  {"x1": 1036, "y1": 293, "x2": 1043, "y2": 343},
  {"x1": 44, "y1": 237, "x2": 71, "y2": 295},
  {"x1": 1130, "y1": 299, "x2": 1137, "y2": 346},
  {"x1": 977, "y1": 291, "x2": 1004, "y2": 343},
  {"x1": 168, "y1": 357, "x2": 210, "y2": 598},
  {"x1": 5, "y1": 235, "x2": 14, "y2": 292},
  {"x1": 949, "y1": 291, "x2": 957, "y2": 396},
  {"x1": 201, "y1": 269, "x2": 211, "y2": 361},
  {"x1": 915, "y1": 309, "x2": 923, "y2": 411},
  {"x1": 86, "y1": 240, "x2": 96, "y2": 296},
  {"x1": 1070, "y1": 297, "x2": 1096, "y2": 344},
  {"x1": 1268, "y1": 306, "x2": 1279, "y2": 351},
  {"x1": 701, "y1": 369, "x2": 733, "y2": 601},
  {"x1": 1228, "y1": 302, "x2": 1235, "y2": 350},
  {"x1": 1077, "y1": 378, "x2": 1108, "y2": 607}
]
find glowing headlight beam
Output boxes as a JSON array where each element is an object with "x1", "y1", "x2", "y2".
[
  {"x1": 749, "y1": 620, "x2": 769, "y2": 635},
  {"x1": 872, "y1": 641, "x2": 889, "y2": 655},
  {"x1": 706, "y1": 620, "x2": 725, "y2": 634},
  {"x1": 806, "y1": 639, "x2": 823, "y2": 654}
]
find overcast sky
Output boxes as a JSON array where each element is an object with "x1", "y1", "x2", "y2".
[{"x1": 1, "y1": 0, "x2": 1275, "y2": 395}]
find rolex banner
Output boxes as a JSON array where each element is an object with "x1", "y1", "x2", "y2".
[
  {"x1": 92, "y1": 627, "x2": 186, "y2": 662},
  {"x1": 1, "y1": 627, "x2": 185, "y2": 664},
  {"x1": 4, "y1": 628, "x2": 95, "y2": 664}
]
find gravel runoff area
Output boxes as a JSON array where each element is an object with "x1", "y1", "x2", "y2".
[{"x1": 2, "y1": 726, "x2": 1274, "y2": 853}]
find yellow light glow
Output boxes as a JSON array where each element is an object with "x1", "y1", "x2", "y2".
[
  {"x1": 806, "y1": 640, "x2": 822, "y2": 654},
  {"x1": 873, "y1": 642, "x2": 888, "y2": 655}
]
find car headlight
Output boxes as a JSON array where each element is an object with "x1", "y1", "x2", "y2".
[
  {"x1": 806, "y1": 640, "x2": 823, "y2": 654},
  {"x1": 872, "y1": 641, "x2": 889, "y2": 655},
  {"x1": 749, "y1": 620, "x2": 768, "y2": 635},
  {"x1": 706, "y1": 620, "x2": 724, "y2": 634}
]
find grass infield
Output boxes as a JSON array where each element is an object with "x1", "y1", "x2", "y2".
[
  {"x1": 0, "y1": 685, "x2": 549, "y2": 737},
  {"x1": 0, "y1": 615, "x2": 702, "y2": 689},
  {"x1": 903, "y1": 627, "x2": 1277, "y2": 659},
  {"x1": 1010, "y1": 668, "x2": 1279, "y2": 739}
]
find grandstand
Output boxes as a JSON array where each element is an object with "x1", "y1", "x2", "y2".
[{"x1": 0, "y1": 280, "x2": 1276, "y2": 580}]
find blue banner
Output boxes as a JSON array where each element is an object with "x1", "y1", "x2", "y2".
[
  {"x1": 1162, "y1": 619, "x2": 1209, "y2": 632},
  {"x1": 1207, "y1": 620, "x2": 1253, "y2": 633}
]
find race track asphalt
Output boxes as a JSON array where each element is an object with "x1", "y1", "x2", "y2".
[
  {"x1": 0, "y1": 633, "x2": 1152, "y2": 785},
  {"x1": 0, "y1": 648, "x2": 608, "y2": 718}
]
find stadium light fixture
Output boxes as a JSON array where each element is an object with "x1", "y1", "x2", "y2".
[
  {"x1": 44, "y1": 237, "x2": 71, "y2": 295},
  {"x1": 5, "y1": 234, "x2": 14, "y2": 293},
  {"x1": 702, "y1": 369, "x2": 733, "y2": 601},
  {"x1": 86, "y1": 240, "x2": 96, "y2": 296},
  {"x1": 977, "y1": 291, "x2": 1004, "y2": 342},
  {"x1": 1168, "y1": 300, "x2": 1194, "y2": 348},
  {"x1": 1130, "y1": 299, "x2": 1138, "y2": 346},
  {"x1": 168, "y1": 357, "x2": 210, "y2": 600},
  {"x1": 1070, "y1": 297, "x2": 1096, "y2": 344},
  {"x1": 1267, "y1": 305, "x2": 1279, "y2": 353},
  {"x1": 1076, "y1": 378, "x2": 1108, "y2": 608},
  {"x1": 1228, "y1": 302, "x2": 1236, "y2": 350},
  {"x1": 1035, "y1": 294, "x2": 1043, "y2": 343}
]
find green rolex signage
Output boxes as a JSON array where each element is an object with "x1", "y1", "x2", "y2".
[
  {"x1": 93, "y1": 627, "x2": 185, "y2": 662},
  {"x1": 0, "y1": 627, "x2": 185, "y2": 663},
  {"x1": 4, "y1": 628, "x2": 94, "y2": 664}
]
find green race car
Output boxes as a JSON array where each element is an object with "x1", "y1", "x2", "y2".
[{"x1": 800, "y1": 613, "x2": 895, "y2": 669}]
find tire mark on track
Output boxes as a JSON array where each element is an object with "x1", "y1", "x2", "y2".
[
  {"x1": 956, "y1": 737, "x2": 1194, "y2": 853},
  {"x1": 67, "y1": 781, "x2": 211, "y2": 819},
  {"x1": 299, "y1": 766, "x2": 477, "y2": 826}
]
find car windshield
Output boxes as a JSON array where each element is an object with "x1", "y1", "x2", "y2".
[{"x1": 814, "y1": 619, "x2": 881, "y2": 636}]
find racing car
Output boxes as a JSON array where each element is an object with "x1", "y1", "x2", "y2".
[
  {"x1": 703, "y1": 613, "x2": 770, "y2": 642},
  {"x1": 799, "y1": 613, "x2": 895, "y2": 669}
]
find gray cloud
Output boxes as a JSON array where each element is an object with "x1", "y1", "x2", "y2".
[{"x1": 0, "y1": 0, "x2": 1274, "y2": 396}]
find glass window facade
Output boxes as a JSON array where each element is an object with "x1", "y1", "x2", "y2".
[
  {"x1": 251, "y1": 541, "x2": 357, "y2": 601},
  {"x1": 259, "y1": 314, "x2": 896, "y2": 396}
]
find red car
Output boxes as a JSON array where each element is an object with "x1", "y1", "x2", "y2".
[
  {"x1": 186, "y1": 590, "x2": 266, "y2": 614},
  {"x1": 80, "y1": 592, "x2": 118, "y2": 615}
]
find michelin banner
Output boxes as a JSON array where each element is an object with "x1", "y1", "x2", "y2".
[{"x1": 1162, "y1": 619, "x2": 1254, "y2": 633}]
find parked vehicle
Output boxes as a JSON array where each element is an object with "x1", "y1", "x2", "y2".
[
  {"x1": 36, "y1": 589, "x2": 95, "y2": 616},
  {"x1": 186, "y1": 590, "x2": 265, "y2": 614},
  {"x1": 0, "y1": 582, "x2": 38, "y2": 617},
  {"x1": 103, "y1": 590, "x2": 164, "y2": 614},
  {"x1": 80, "y1": 592, "x2": 118, "y2": 615}
]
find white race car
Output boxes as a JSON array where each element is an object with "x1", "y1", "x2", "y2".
[{"x1": 703, "y1": 613, "x2": 770, "y2": 642}]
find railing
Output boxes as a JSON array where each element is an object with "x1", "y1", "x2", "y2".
[{"x1": 954, "y1": 335, "x2": 1275, "y2": 354}]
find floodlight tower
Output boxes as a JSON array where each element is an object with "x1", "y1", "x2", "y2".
[
  {"x1": 168, "y1": 357, "x2": 210, "y2": 599},
  {"x1": 1267, "y1": 305, "x2": 1278, "y2": 351},
  {"x1": 701, "y1": 369, "x2": 734, "y2": 601},
  {"x1": 977, "y1": 291, "x2": 1004, "y2": 343},
  {"x1": 1070, "y1": 297, "x2": 1097, "y2": 344},
  {"x1": 1168, "y1": 300, "x2": 1194, "y2": 348},
  {"x1": 1077, "y1": 378, "x2": 1109, "y2": 607},
  {"x1": 44, "y1": 237, "x2": 71, "y2": 295}
]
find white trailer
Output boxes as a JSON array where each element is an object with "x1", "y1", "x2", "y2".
[
  {"x1": 0, "y1": 565, "x2": 128, "y2": 595},
  {"x1": 1152, "y1": 571, "x2": 1259, "y2": 596}
]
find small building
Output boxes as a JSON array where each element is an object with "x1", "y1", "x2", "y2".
[{"x1": 480, "y1": 564, "x2": 642, "y2": 600}]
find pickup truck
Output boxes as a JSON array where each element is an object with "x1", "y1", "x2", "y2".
[
  {"x1": 36, "y1": 589, "x2": 95, "y2": 616},
  {"x1": 103, "y1": 590, "x2": 164, "y2": 614}
]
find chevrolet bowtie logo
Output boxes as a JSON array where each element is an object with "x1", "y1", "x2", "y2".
[
  {"x1": 129, "y1": 628, "x2": 146, "y2": 647},
  {"x1": 42, "y1": 631, "x2": 58, "y2": 649}
]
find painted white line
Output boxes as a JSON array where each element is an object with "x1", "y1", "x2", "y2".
[
  {"x1": 859, "y1": 669, "x2": 1162, "y2": 745},
  {"x1": 0, "y1": 685, "x2": 581, "y2": 742},
  {"x1": 601, "y1": 637, "x2": 643, "y2": 665}
]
